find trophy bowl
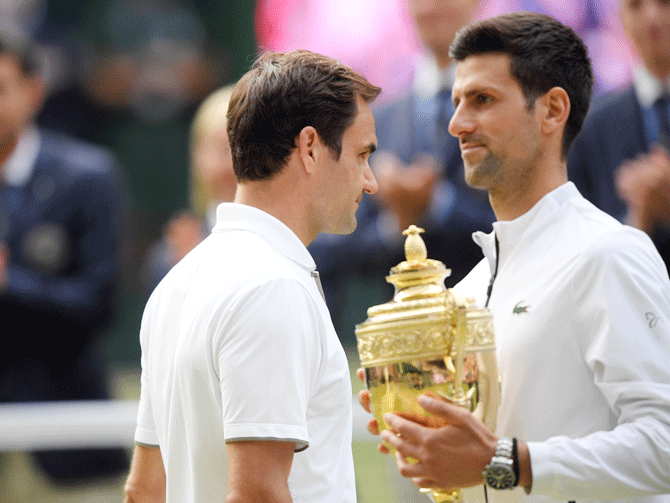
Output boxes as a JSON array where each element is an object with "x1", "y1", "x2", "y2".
[{"x1": 356, "y1": 226, "x2": 499, "y2": 503}]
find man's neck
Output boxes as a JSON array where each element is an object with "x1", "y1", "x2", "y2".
[
  {"x1": 434, "y1": 53, "x2": 452, "y2": 71},
  {"x1": 234, "y1": 179, "x2": 313, "y2": 247},
  {"x1": 0, "y1": 134, "x2": 19, "y2": 174},
  {"x1": 489, "y1": 164, "x2": 568, "y2": 222},
  {"x1": 644, "y1": 58, "x2": 670, "y2": 82}
]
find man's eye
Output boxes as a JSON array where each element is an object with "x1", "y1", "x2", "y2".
[{"x1": 475, "y1": 94, "x2": 491, "y2": 105}]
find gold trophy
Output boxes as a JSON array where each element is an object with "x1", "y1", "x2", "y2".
[{"x1": 356, "y1": 226, "x2": 500, "y2": 503}]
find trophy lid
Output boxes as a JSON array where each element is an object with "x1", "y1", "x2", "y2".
[
  {"x1": 385, "y1": 225, "x2": 451, "y2": 301},
  {"x1": 355, "y1": 225, "x2": 495, "y2": 367},
  {"x1": 355, "y1": 226, "x2": 456, "y2": 366}
]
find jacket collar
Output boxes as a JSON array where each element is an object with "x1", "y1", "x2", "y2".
[{"x1": 473, "y1": 182, "x2": 580, "y2": 274}]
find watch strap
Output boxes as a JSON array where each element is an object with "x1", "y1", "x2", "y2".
[
  {"x1": 483, "y1": 437, "x2": 517, "y2": 490},
  {"x1": 512, "y1": 438, "x2": 519, "y2": 488}
]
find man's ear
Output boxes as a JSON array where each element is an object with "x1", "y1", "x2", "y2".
[
  {"x1": 540, "y1": 86, "x2": 570, "y2": 135},
  {"x1": 297, "y1": 126, "x2": 322, "y2": 173}
]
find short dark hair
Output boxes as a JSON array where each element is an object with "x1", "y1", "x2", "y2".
[
  {"x1": 0, "y1": 22, "x2": 41, "y2": 77},
  {"x1": 227, "y1": 49, "x2": 381, "y2": 182},
  {"x1": 450, "y1": 12, "x2": 593, "y2": 158}
]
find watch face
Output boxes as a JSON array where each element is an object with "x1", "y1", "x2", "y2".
[{"x1": 485, "y1": 464, "x2": 516, "y2": 490}]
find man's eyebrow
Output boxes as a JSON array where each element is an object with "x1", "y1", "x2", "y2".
[{"x1": 452, "y1": 87, "x2": 495, "y2": 103}]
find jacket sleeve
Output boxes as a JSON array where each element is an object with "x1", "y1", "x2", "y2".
[
  {"x1": 528, "y1": 229, "x2": 670, "y2": 500},
  {"x1": 2, "y1": 166, "x2": 122, "y2": 328}
]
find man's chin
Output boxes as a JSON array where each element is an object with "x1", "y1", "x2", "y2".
[
  {"x1": 464, "y1": 165, "x2": 494, "y2": 191},
  {"x1": 327, "y1": 220, "x2": 357, "y2": 236},
  {"x1": 464, "y1": 172, "x2": 482, "y2": 189}
]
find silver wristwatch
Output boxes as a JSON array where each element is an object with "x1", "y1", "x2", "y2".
[{"x1": 483, "y1": 437, "x2": 517, "y2": 490}]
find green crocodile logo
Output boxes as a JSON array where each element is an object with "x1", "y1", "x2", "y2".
[{"x1": 513, "y1": 301, "x2": 530, "y2": 315}]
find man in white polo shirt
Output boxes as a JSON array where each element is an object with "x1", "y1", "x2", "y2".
[
  {"x1": 359, "y1": 12, "x2": 670, "y2": 503},
  {"x1": 124, "y1": 50, "x2": 380, "y2": 503}
]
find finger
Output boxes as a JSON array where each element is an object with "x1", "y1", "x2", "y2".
[
  {"x1": 357, "y1": 367, "x2": 365, "y2": 382},
  {"x1": 394, "y1": 410, "x2": 448, "y2": 428},
  {"x1": 651, "y1": 145, "x2": 670, "y2": 164},
  {"x1": 394, "y1": 451, "x2": 430, "y2": 479},
  {"x1": 383, "y1": 412, "x2": 432, "y2": 443},
  {"x1": 411, "y1": 477, "x2": 439, "y2": 489},
  {"x1": 377, "y1": 442, "x2": 389, "y2": 455},
  {"x1": 367, "y1": 417, "x2": 379, "y2": 436},
  {"x1": 381, "y1": 429, "x2": 422, "y2": 461},
  {"x1": 358, "y1": 389, "x2": 371, "y2": 413},
  {"x1": 416, "y1": 395, "x2": 469, "y2": 425}
]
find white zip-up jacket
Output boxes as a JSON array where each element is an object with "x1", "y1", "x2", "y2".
[{"x1": 456, "y1": 182, "x2": 670, "y2": 503}]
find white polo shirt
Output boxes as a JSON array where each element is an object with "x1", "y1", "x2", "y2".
[
  {"x1": 456, "y1": 183, "x2": 670, "y2": 503},
  {"x1": 135, "y1": 203, "x2": 356, "y2": 503}
]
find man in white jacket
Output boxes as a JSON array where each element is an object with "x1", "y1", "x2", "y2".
[{"x1": 361, "y1": 11, "x2": 670, "y2": 503}]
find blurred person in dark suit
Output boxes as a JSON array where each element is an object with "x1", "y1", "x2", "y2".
[
  {"x1": 0, "y1": 22, "x2": 127, "y2": 483},
  {"x1": 568, "y1": 0, "x2": 670, "y2": 273}
]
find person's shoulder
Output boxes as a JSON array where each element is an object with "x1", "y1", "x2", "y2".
[
  {"x1": 569, "y1": 198, "x2": 665, "y2": 272},
  {"x1": 566, "y1": 195, "x2": 625, "y2": 238},
  {"x1": 589, "y1": 221, "x2": 659, "y2": 261},
  {"x1": 372, "y1": 91, "x2": 415, "y2": 122},
  {"x1": 207, "y1": 229, "x2": 308, "y2": 282},
  {"x1": 571, "y1": 86, "x2": 639, "y2": 156},
  {"x1": 584, "y1": 85, "x2": 637, "y2": 124},
  {"x1": 201, "y1": 235, "x2": 320, "y2": 315},
  {"x1": 38, "y1": 128, "x2": 121, "y2": 177}
]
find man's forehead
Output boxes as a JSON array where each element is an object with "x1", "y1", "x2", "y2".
[
  {"x1": 346, "y1": 97, "x2": 377, "y2": 147},
  {"x1": 453, "y1": 54, "x2": 513, "y2": 91},
  {"x1": 621, "y1": 0, "x2": 670, "y2": 11}
]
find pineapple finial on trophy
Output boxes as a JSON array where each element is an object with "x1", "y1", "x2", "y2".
[{"x1": 402, "y1": 225, "x2": 427, "y2": 263}]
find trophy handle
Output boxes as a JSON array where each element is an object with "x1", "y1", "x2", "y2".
[{"x1": 472, "y1": 350, "x2": 500, "y2": 432}]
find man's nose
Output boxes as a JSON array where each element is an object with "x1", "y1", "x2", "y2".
[
  {"x1": 364, "y1": 164, "x2": 379, "y2": 194},
  {"x1": 448, "y1": 104, "x2": 475, "y2": 139}
]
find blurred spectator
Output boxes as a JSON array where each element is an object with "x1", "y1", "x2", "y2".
[
  {"x1": 256, "y1": 0, "x2": 634, "y2": 105},
  {"x1": 480, "y1": 0, "x2": 634, "y2": 96},
  {"x1": 0, "y1": 22, "x2": 128, "y2": 482},
  {"x1": 307, "y1": 0, "x2": 495, "y2": 336},
  {"x1": 140, "y1": 85, "x2": 236, "y2": 290},
  {"x1": 569, "y1": 0, "x2": 670, "y2": 273},
  {"x1": 188, "y1": 85, "x2": 237, "y2": 228},
  {"x1": 35, "y1": 0, "x2": 227, "y2": 267},
  {"x1": 0, "y1": 0, "x2": 46, "y2": 33},
  {"x1": 255, "y1": 0, "x2": 420, "y2": 103}
]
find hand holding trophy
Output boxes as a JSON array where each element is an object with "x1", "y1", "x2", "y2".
[{"x1": 356, "y1": 226, "x2": 500, "y2": 502}]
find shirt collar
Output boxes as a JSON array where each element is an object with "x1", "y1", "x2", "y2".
[
  {"x1": 472, "y1": 182, "x2": 580, "y2": 273},
  {"x1": 413, "y1": 52, "x2": 456, "y2": 99},
  {"x1": 632, "y1": 64, "x2": 670, "y2": 109},
  {"x1": 212, "y1": 202, "x2": 316, "y2": 270},
  {"x1": 1, "y1": 126, "x2": 41, "y2": 187}
]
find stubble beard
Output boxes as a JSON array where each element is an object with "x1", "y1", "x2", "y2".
[
  {"x1": 464, "y1": 150, "x2": 500, "y2": 191},
  {"x1": 341, "y1": 211, "x2": 358, "y2": 235},
  {"x1": 326, "y1": 209, "x2": 357, "y2": 236}
]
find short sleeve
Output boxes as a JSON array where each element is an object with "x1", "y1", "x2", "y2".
[
  {"x1": 214, "y1": 278, "x2": 323, "y2": 451},
  {"x1": 134, "y1": 308, "x2": 159, "y2": 446},
  {"x1": 134, "y1": 367, "x2": 159, "y2": 446}
]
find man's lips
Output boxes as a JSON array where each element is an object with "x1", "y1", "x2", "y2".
[{"x1": 460, "y1": 142, "x2": 486, "y2": 155}]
